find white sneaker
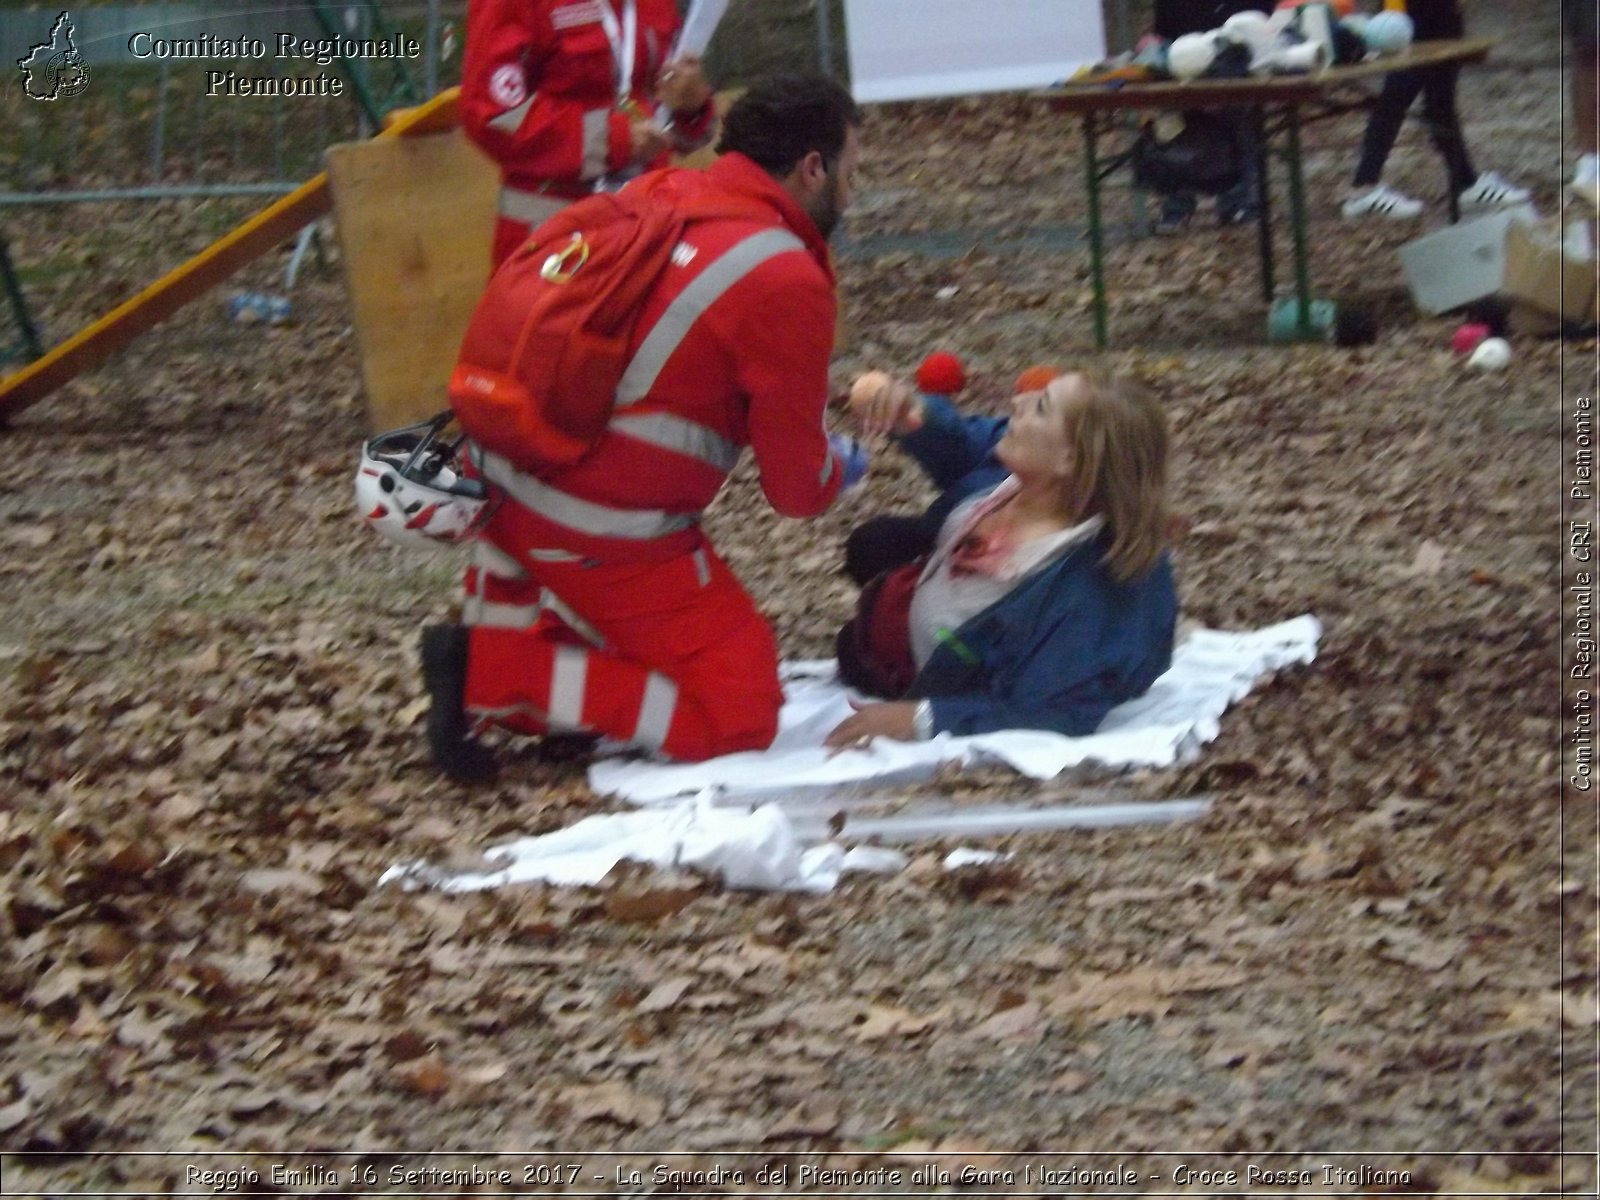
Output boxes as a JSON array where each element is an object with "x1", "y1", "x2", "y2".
[
  {"x1": 1341, "y1": 184, "x2": 1424, "y2": 220},
  {"x1": 1574, "y1": 154, "x2": 1600, "y2": 189},
  {"x1": 1458, "y1": 171, "x2": 1530, "y2": 210}
]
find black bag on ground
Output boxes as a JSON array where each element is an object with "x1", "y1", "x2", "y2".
[{"x1": 1131, "y1": 112, "x2": 1243, "y2": 196}]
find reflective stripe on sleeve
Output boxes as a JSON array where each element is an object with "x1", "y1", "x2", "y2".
[
  {"x1": 487, "y1": 97, "x2": 533, "y2": 133},
  {"x1": 498, "y1": 186, "x2": 571, "y2": 226},
  {"x1": 615, "y1": 227, "x2": 806, "y2": 407},
  {"x1": 581, "y1": 108, "x2": 610, "y2": 179}
]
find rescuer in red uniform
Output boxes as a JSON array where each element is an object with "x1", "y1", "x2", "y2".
[
  {"x1": 422, "y1": 75, "x2": 870, "y2": 779},
  {"x1": 461, "y1": 0, "x2": 718, "y2": 267}
]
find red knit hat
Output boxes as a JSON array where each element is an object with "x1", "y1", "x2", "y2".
[
  {"x1": 915, "y1": 351, "x2": 966, "y2": 395},
  {"x1": 1013, "y1": 364, "x2": 1063, "y2": 394}
]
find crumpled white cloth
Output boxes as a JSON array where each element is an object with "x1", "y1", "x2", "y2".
[
  {"x1": 379, "y1": 794, "x2": 907, "y2": 894},
  {"x1": 590, "y1": 614, "x2": 1321, "y2": 806}
]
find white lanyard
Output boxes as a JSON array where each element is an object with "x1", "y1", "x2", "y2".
[{"x1": 596, "y1": 0, "x2": 638, "y2": 105}]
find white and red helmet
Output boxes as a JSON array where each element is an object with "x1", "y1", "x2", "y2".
[{"x1": 356, "y1": 413, "x2": 495, "y2": 548}]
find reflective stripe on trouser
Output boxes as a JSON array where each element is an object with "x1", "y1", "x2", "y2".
[{"x1": 461, "y1": 540, "x2": 783, "y2": 761}]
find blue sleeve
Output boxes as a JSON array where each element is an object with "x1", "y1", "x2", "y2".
[
  {"x1": 895, "y1": 393, "x2": 1008, "y2": 492},
  {"x1": 925, "y1": 556, "x2": 1177, "y2": 738}
]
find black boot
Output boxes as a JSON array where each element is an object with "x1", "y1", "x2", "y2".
[{"x1": 420, "y1": 624, "x2": 498, "y2": 782}]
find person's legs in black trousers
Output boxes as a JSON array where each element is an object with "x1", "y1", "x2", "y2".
[
  {"x1": 1341, "y1": 70, "x2": 1428, "y2": 219},
  {"x1": 1416, "y1": 64, "x2": 1477, "y2": 196},
  {"x1": 1352, "y1": 69, "x2": 1425, "y2": 188},
  {"x1": 1215, "y1": 108, "x2": 1262, "y2": 225},
  {"x1": 1419, "y1": 62, "x2": 1527, "y2": 212}
]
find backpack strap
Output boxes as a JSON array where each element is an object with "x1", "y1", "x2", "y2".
[{"x1": 613, "y1": 225, "x2": 804, "y2": 407}]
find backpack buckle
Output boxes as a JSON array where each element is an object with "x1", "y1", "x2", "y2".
[{"x1": 541, "y1": 233, "x2": 590, "y2": 284}]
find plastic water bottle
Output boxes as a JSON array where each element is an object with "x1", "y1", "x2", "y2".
[{"x1": 228, "y1": 291, "x2": 292, "y2": 324}]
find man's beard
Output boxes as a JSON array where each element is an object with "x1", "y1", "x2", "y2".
[{"x1": 807, "y1": 173, "x2": 842, "y2": 240}]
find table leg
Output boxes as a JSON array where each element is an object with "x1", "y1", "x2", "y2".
[
  {"x1": 1081, "y1": 113, "x2": 1109, "y2": 350},
  {"x1": 1283, "y1": 103, "x2": 1315, "y2": 338},
  {"x1": 1253, "y1": 105, "x2": 1274, "y2": 305}
]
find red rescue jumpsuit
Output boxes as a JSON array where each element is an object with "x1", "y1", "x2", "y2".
[
  {"x1": 461, "y1": 0, "x2": 716, "y2": 266},
  {"x1": 460, "y1": 153, "x2": 849, "y2": 761}
]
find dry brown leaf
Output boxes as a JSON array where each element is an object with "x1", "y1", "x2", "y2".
[
  {"x1": 854, "y1": 1004, "x2": 941, "y2": 1041},
  {"x1": 1051, "y1": 1068, "x2": 1095, "y2": 1093},
  {"x1": 763, "y1": 1097, "x2": 839, "y2": 1140},
  {"x1": 1372, "y1": 931, "x2": 1461, "y2": 972},
  {"x1": 459, "y1": 1062, "x2": 509, "y2": 1085},
  {"x1": 393, "y1": 1055, "x2": 451, "y2": 1098},
  {"x1": 605, "y1": 886, "x2": 700, "y2": 924},
  {"x1": 384, "y1": 1030, "x2": 432, "y2": 1063},
  {"x1": 0, "y1": 1098, "x2": 32, "y2": 1132},
  {"x1": 1502, "y1": 991, "x2": 1596, "y2": 1030},
  {"x1": 969, "y1": 1000, "x2": 1044, "y2": 1042},
  {"x1": 5, "y1": 524, "x2": 55, "y2": 548},
  {"x1": 239, "y1": 867, "x2": 322, "y2": 896},
  {"x1": 636, "y1": 976, "x2": 694, "y2": 1013},
  {"x1": 567, "y1": 1081, "x2": 664, "y2": 1127},
  {"x1": 116, "y1": 1008, "x2": 169, "y2": 1053},
  {"x1": 1407, "y1": 539, "x2": 1448, "y2": 575}
]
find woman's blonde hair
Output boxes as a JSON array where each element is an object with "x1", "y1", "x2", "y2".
[{"x1": 1054, "y1": 371, "x2": 1169, "y2": 583}]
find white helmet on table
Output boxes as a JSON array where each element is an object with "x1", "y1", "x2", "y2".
[{"x1": 355, "y1": 412, "x2": 495, "y2": 548}]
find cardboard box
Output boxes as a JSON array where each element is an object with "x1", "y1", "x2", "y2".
[
  {"x1": 1398, "y1": 206, "x2": 1538, "y2": 314},
  {"x1": 1503, "y1": 212, "x2": 1598, "y2": 334}
]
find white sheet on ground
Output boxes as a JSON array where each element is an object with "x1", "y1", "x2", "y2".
[
  {"x1": 380, "y1": 615, "x2": 1318, "y2": 896},
  {"x1": 589, "y1": 615, "x2": 1321, "y2": 805}
]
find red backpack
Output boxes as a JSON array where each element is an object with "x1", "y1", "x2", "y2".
[{"x1": 448, "y1": 171, "x2": 756, "y2": 472}]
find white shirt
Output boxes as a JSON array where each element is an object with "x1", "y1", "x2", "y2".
[{"x1": 908, "y1": 477, "x2": 1104, "y2": 670}]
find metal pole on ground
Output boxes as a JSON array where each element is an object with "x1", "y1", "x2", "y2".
[{"x1": 1284, "y1": 105, "x2": 1314, "y2": 337}]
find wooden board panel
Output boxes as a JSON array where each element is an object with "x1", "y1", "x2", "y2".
[
  {"x1": 0, "y1": 88, "x2": 462, "y2": 421},
  {"x1": 326, "y1": 128, "x2": 499, "y2": 432}
]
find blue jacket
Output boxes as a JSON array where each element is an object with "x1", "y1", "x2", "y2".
[
  {"x1": 897, "y1": 394, "x2": 1178, "y2": 738},
  {"x1": 898, "y1": 392, "x2": 1010, "y2": 531}
]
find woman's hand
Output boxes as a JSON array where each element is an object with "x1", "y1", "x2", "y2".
[
  {"x1": 824, "y1": 699, "x2": 919, "y2": 751},
  {"x1": 848, "y1": 371, "x2": 924, "y2": 439},
  {"x1": 656, "y1": 56, "x2": 711, "y2": 116}
]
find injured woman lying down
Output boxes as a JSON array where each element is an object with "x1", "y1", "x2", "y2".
[{"x1": 824, "y1": 367, "x2": 1178, "y2": 751}]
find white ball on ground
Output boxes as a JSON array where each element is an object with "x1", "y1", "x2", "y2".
[{"x1": 1467, "y1": 336, "x2": 1512, "y2": 371}]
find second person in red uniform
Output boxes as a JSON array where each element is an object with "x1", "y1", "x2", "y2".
[{"x1": 461, "y1": 0, "x2": 718, "y2": 266}]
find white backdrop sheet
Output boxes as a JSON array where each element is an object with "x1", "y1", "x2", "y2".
[{"x1": 843, "y1": 0, "x2": 1107, "y2": 102}]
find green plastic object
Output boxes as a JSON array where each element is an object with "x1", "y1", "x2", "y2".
[{"x1": 1267, "y1": 296, "x2": 1336, "y2": 342}]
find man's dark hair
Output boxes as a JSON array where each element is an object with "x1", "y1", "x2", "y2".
[{"x1": 715, "y1": 74, "x2": 862, "y2": 177}]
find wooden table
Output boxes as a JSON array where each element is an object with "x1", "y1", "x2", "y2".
[{"x1": 1043, "y1": 37, "x2": 1495, "y2": 346}]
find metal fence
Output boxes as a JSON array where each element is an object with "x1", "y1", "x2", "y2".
[
  {"x1": 3, "y1": 1, "x2": 464, "y2": 203},
  {"x1": 1, "y1": 1, "x2": 471, "y2": 364}
]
